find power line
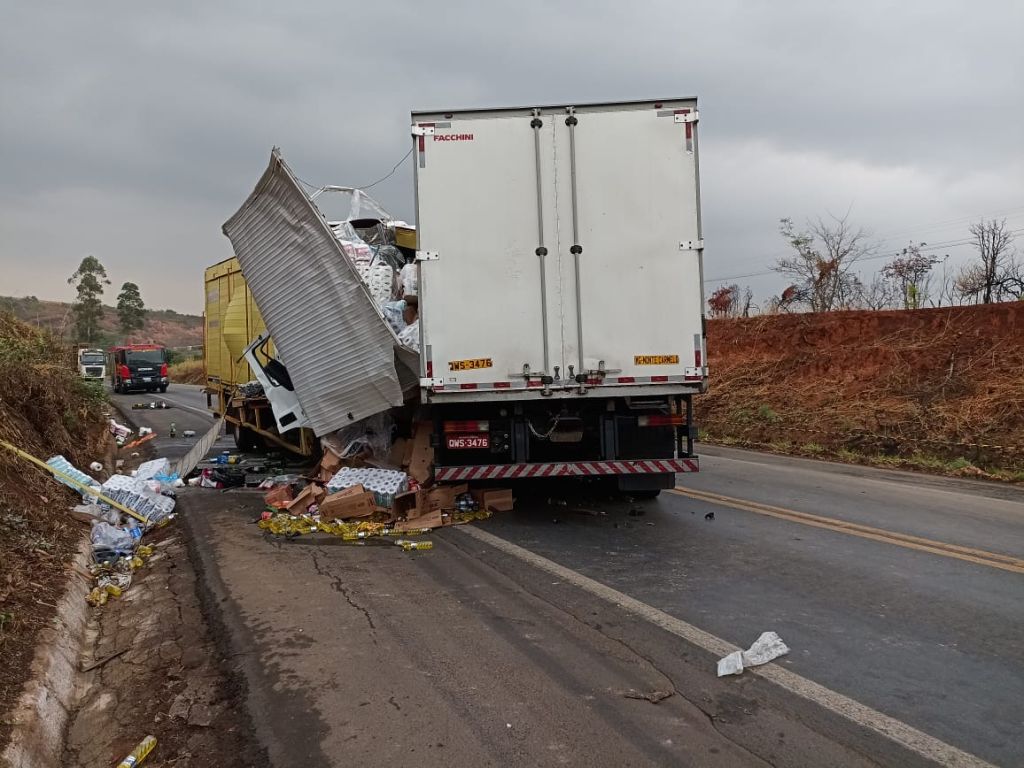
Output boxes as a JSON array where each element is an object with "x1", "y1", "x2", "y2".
[{"x1": 356, "y1": 147, "x2": 414, "y2": 190}]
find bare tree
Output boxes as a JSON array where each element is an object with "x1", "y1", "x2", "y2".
[
  {"x1": 881, "y1": 242, "x2": 940, "y2": 309},
  {"x1": 956, "y1": 218, "x2": 1017, "y2": 303},
  {"x1": 774, "y1": 214, "x2": 876, "y2": 312},
  {"x1": 740, "y1": 286, "x2": 755, "y2": 317},
  {"x1": 857, "y1": 273, "x2": 896, "y2": 310}
]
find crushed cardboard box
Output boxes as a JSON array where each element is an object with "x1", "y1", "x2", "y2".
[
  {"x1": 320, "y1": 485, "x2": 376, "y2": 520},
  {"x1": 287, "y1": 483, "x2": 326, "y2": 515}
]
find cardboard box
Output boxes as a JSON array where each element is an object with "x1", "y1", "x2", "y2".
[
  {"x1": 393, "y1": 508, "x2": 444, "y2": 532},
  {"x1": 264, "y1": 484, "x2": 294, "y2": 509},
  {"x1": 286, "y1": 483, "x2": 326, "y2": 515},
  {"x1": 317, "y1": 448, "x2": 344, "y2": 482},
  {"x1": 387, "y1": 438, "x2": 409, "y2": 469},
  {"x1": 471, "y1": 488, "x2": 515, "y2": 513},
  {"x1": 320, "y1": 486, "x2": 376, "y2": 520},
  {"x1": 426, "y1": 483, "x2": 468, "y2": 512},
  {"x1": 408, "y1": 422, "x2": 434, "y2": 485},
  {"x1": 320, "y1": 449, "x2": 343, "y2": 474},
  {"x1": 393, "y1": 489, "x2": 426, "y2": 520}
]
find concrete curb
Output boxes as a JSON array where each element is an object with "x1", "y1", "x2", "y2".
[{"x1": 1, "y1": 538, "x2": 92, "y2": 768}]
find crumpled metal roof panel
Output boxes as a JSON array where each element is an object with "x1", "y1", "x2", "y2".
[{"x1": 222, "y1": 150, "x2": 402, "y2": 436}]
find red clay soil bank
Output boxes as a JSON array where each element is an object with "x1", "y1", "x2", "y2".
[
  {"x1": 697, "y1": 302, "x2": 1024, "y2": 473},
  {"x1": 0, "y1": 314, "x2": 110, "y2": 752}
]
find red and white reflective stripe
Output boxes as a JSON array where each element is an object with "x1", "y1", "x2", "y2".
[
  {"x1": 429, "y1": 375, "x2": 703, "y2": 393},
  {"x1": 417, "y1": 123, "x2": 434, "y2": 167},
  {"x1": 606, "y1": 375, "x2": 692, "y2": 385},
  {"x1": 434, "y1": 458, "x2": 699, "y2": 481}
]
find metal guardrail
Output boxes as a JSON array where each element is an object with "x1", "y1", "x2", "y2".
[{"x1": 173, "y1": 418, "x2": 224, "y2": 478}]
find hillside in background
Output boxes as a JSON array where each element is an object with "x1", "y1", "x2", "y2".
[
  {"x1": 0, "y1": 295, "x2": 202, "y2": 348},
  {"x1": 697, "y1": 302, "x2": 1024, "y2": 479}
]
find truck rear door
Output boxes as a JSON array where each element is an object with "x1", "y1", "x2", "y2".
[
  {"x1": 413, "y1": 110, "x2": 558, "y2": 390},
  {"x1": 413, "y1": 100, "x2": 706, "y2": 396}
]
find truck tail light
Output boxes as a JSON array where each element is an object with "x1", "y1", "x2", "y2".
[
  {"x1": 443, "y1": 420, "x2": 490, "y2": 434},
  {"x1": 637, "y1": 415, "x2": 686, "y2": 427}
]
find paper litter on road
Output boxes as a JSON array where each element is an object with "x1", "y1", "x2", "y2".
[{"x1": 717, "y1": 631, "x2": 790, "y2": 677}]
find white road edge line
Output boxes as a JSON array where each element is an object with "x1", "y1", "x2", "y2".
[
  {"x1": 151, "y1": 392, "x2": 214, "y2": 420},
  {"x1": 455, "y1": 525, "x2": 995, "y2": 768}
]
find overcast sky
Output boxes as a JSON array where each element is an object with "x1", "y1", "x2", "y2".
[{"x1": 2, "y1": 1, "x2": 1022, "y2": 314}]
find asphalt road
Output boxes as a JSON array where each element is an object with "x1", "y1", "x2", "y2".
[
  {"x1": 107, "y1": 383, "x2": 222, "y2": 464},
  {"x1": 120, "y1": 399, "x2": 1024, "y2": 767}
]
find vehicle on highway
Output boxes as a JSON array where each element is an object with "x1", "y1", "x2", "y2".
[
  {"x1": 217, "y1": 99, "x2": 708, "y2": 495},
  {"x1": 77, "y1": 347, "x2": 106, "y2": 380},
  {"x1": 110, "y1": 344, "x2": 170, "y2": 394}
]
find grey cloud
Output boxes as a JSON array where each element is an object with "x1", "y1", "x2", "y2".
[{"x1": 1, "y1": 0, "x2": 1022, "y2": 311}]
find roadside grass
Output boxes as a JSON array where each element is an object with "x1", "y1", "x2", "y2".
[{"x1": 168, "y1": 358, "x2": 205, "y2": 384}]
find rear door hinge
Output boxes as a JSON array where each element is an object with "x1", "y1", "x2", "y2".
[
  {"x1": 674, "y1": 111, "x2": 700, "y2": 124},
  {"x1": 411, "y1": 125, "x2": 435, "y2": 137},
  {"x1": 679, "y1": 240, "x2": 704, "y2": 251},
  {"x1": 416, "y1": 250, "x2": 439, "y2": 262}
]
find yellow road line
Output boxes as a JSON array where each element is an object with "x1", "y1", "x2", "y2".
[{"x1": 669, "y1": 486, "x2": 1024, "y2": 575}]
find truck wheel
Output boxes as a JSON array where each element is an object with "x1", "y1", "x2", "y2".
[
  {"x1": 159, "y1": 385, "x2": 168, "y2": 393},
  {"x1": 232, "y1": 424, "x2": 263, "y2": 453}
]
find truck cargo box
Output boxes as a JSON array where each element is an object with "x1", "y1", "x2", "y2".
[{"x1": 412, "y1": 99, "x2": 707, "y2": 401}]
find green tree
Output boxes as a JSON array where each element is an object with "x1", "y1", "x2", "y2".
[
  {"x1": 116, "y1": 281, "x2": 147, "y2": 336},
  {"x1": 67, "y1": 256, "x2": 110, "y2": 343}
]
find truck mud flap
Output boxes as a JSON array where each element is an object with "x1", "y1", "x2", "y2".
[{"x1": 223, "y1": 150, "x2": 405, "y2": 436}]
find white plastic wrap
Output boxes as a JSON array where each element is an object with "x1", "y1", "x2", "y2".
[
  {"x1": 381, "y1": 300, "x2": 407, "y2": 334},
  {"x1": 717, "y1": 632, "x2": 790, "y2": 677},
  {"x1": 397, "y1": 319, "x2": 420, "y2": 353},
  {"x1": 326, "y1": 467, "x2": 409, "y2": 508},
  {"x1": 135, "y1": 457, "x2": 171, "y2": 482},
  {"x1": 399, "y1": 263, "x2": 418, "y2": 297},
  {"x1": 332, "y1": 412, "x2": 395, "y2": 460}
]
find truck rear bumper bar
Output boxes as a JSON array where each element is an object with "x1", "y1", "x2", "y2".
[{"x1": 435, "y1": 458, "x2": 698, "y2": 482}]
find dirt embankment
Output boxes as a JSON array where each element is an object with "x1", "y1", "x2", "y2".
[
  {"x1": 0, "y1": 314, "x2": 110, "y2": 751},
  {"x1": 697, "y1": 302, "x2": 1024, "y2": 479}
]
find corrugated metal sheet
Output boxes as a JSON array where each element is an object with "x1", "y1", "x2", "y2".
[{"x1": 222, "y1": 150, "x2": 403, "y2": 436}]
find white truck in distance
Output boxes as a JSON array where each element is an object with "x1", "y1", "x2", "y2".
[
  {"x1": 223, "y1": 98, "x2": 707, "y2": 495},
  {"x1": 77, "y1": 348, "x2": 106, "y2": 380}
]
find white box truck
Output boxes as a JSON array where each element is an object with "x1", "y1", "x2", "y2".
[{"x1": 222, "y1": 98, "x2": 707, "y2": 495}]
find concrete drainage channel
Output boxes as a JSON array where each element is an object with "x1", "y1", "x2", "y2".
[{"x1": 2, "y1": 540, "x2": 92, "y2": 768}]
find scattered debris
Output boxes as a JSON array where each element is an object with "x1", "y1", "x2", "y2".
[
  {"x1": 182, "y1": 429, "x2": 196, "y2": 438},
  {"x1": 705, "y1": 511, "x2": 715, "y2": 521},
  {"x1": 717, "y1": 632, "x2": 790, "y2": 677}
]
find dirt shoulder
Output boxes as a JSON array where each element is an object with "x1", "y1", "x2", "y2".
[{"x1": 62, "y1": 517, "x2": 267, "y2": 767}]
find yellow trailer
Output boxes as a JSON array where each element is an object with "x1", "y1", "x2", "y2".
[{"x1": 203, "y1": 256, "x2": 317, "y2": 455}]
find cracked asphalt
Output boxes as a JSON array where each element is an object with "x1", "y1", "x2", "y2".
[
  {"x1": 119, "y1": 384, "x2": 1023, "y2": 767},
  {"x1": 182, "y1": 491, "x2": 935, "y2": 768}
]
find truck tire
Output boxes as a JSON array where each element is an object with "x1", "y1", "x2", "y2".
[
  {"x1": 630, "y1": 489, "x2": 662, "y2": 499},
  {"x1": 232, "y1": 423, "x2": 263, "y2": 453},
  {"x1": 159, "y1": 385, "x2": 168, "y2": 393}
]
